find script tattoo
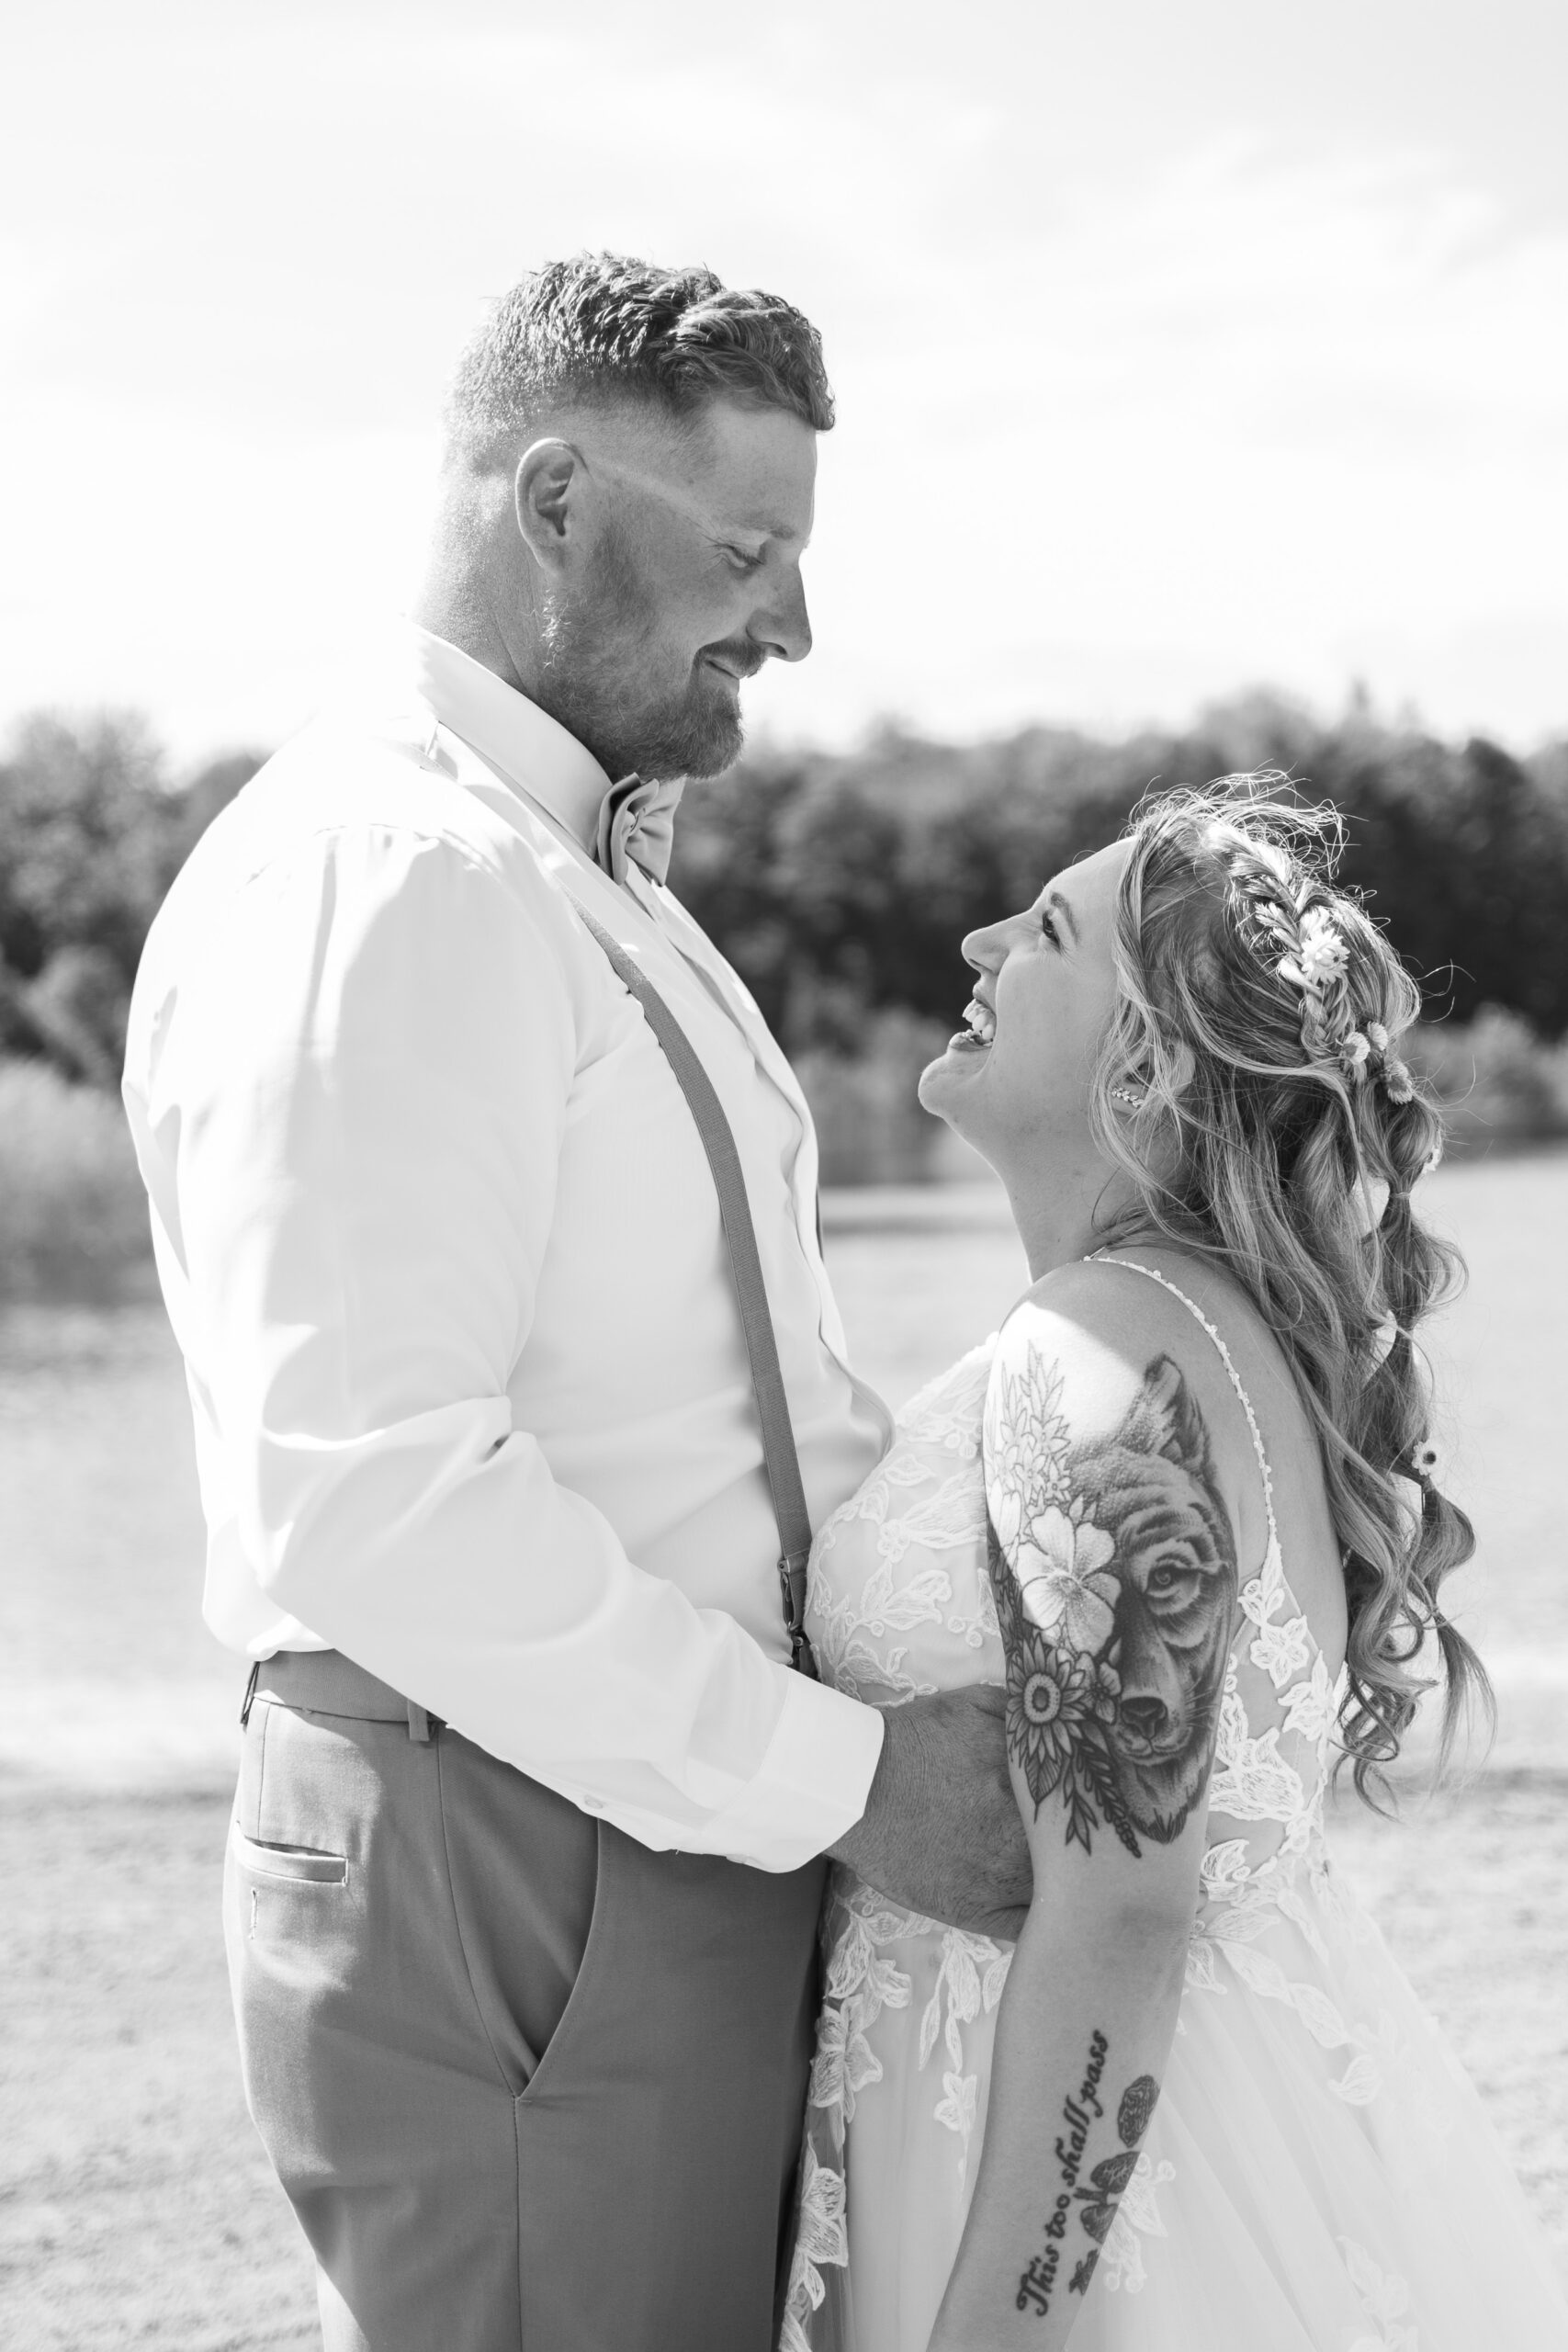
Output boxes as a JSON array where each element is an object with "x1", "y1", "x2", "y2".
[
  {"x1": 987, "y1": 1349, "x2": 1237, "y2": 1855},
  {"x1": 1015, "y1": 2041, "x2": 1162, "y2": 2317}
]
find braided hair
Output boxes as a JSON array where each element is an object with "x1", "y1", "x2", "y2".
[{"x1": 1092, "y1": 775, "x2": 1490, "y2": 1801}]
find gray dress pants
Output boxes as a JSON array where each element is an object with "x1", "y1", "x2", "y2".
[{"x1": 225, "y1": 1653, "x2": 826, "y2": 2352}]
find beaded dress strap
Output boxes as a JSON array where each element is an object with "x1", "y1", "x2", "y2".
[{"x1": 1085, "y1": 1253, "x2": 1280, "y2": 1553}]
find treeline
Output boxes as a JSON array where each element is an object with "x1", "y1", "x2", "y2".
[
  {"x1": 3, "y1": 692, "x2": 1567, "y2": 1092},
  {"x1": 668, "y1": 693, "x2": 1568, "y2": 1054}
]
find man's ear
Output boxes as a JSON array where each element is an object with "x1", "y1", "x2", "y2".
[{"x1": 513, "y1": 437, "x2": 583, "y2": 576}]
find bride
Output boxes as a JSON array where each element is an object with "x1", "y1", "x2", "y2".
[{"x1": 781, "y1": 780, "x2": 1568, "y2": 2350}]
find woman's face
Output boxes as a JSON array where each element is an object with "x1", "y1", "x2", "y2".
[{"x1": 919, "y1": 839, "x2": 1129, "y2": 1174}]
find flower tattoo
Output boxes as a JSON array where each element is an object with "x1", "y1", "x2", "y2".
[
  {"x1": 1015, "y1": 1502, "x2": 1119, "y2": 1652},
  {"x1": 986, "y1": 1346, "x2": 1238, "y2": 1855}
]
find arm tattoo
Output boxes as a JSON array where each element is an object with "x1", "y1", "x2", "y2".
[
  {"x1": 1015, "y1": 2038, "x2": 1162, "y2": 2315},
  {"x1": 987, "y1": 1350, "x2": 1238, "y2": 1856}
]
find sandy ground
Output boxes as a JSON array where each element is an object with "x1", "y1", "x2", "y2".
[
  {"x1": 2, "y1": 1150, "x2": 1565, "y2": 2342},
  {"x1": 2, "y1": 1772, "x2": 1564, "y2": 2349}
]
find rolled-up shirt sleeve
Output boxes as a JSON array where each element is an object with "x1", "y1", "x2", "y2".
[{"x1": 141, "y1": 818, "x2": 882, "y2": 1871}]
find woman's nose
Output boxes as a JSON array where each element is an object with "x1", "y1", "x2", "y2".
[{"x1": 960, "y1": 919, "x2": 1010, "y2": 976}]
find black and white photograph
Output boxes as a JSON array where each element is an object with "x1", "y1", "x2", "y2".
[{"x1": 4, "y1": 3, "x2": 1568, "y2": 2346}]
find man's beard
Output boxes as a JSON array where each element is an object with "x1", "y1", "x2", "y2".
[{"x1": 533, "y1": 522, "x2": 760, "y2": 784}]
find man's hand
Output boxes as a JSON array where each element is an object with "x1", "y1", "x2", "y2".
[{"x1": 829, "y1": 1685, "x2": 1032, "y2": 1938}]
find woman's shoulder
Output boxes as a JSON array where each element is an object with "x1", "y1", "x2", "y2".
[
  {"x1": 994, "y1": 1247, "x2": 1235, "y2": 1389},
  {"x1": 986, "y1": 1247, "x2": 1288, "y2": 1569}
]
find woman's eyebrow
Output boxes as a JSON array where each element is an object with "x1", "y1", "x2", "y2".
[{"x1": 1046, "y1": 889, "x2": 1079, "y2": 944}]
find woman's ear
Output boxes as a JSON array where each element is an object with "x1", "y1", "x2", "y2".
[
  {"x1": 513, "y1": 437, "x2": 583, "y2": 576},
  {"x1": 1167, "y1": 1041, "x2": 1196, "y2": 1099}
]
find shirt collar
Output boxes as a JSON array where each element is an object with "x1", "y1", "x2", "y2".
[{"x1": 401, "y1": 621, "x2": 612, "y2": 853}]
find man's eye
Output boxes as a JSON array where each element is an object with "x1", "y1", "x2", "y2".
[
  {"x1": 1039, "y1": 908, "x2": 1059, "y2": 944},
  {"x1": 723, "y1": 544, "x2": 765, "y2": 574}
]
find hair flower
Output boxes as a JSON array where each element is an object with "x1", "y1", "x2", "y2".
[
  {"x1": 1409, "y1": 1437, "x2": 1440, "y2": 1483},
  {"x1": 1340, "y1": 1029, "x2": 1371, "y2": 1071},
  {"x1": 1382, "y1": 1056, "x2": 1415, "y2": 1104},
  {"x1": 1293, "y1": 907, "x2": 1349, "y2": 985},
  {"x1": 1367, "y1": 1021, "x2": 1390, "y2": 1054}
]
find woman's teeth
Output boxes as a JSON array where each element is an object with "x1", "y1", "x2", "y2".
[{"x1": 962, "y1": 998, "x2": 996, "y2": 1045}]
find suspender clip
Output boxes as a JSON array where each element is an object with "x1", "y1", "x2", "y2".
[{"x1": 778, "y1": 1550, "x2": 818, "y2": 1679}]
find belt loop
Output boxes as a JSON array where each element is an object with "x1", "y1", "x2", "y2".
[
  {"x1": 240, "y1": 1660, "x2": 260, "y2": 1728},
  {"x1": 407, "y1": 1701, "x2": 432, "y2": 1745}
]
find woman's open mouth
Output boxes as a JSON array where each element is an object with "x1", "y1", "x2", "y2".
[{"x1": 949, "y1": 997, "x2": 996, "y2": 1052}]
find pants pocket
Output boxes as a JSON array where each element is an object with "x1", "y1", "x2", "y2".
[{"x1": 229, "y1": 1823, "x2": 348, "y2": 1885}]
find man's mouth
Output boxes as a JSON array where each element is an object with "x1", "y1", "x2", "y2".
[
  {"x1": 699, "y1": 644, "x2": 765, "y2": 688},
  {"x1": 949, "y1": 997, "x2": 996, "y2": 1052}
]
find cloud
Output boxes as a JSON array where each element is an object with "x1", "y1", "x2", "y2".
[{"x1": 3, "y1": 7, "x2": 1565, "y2": 752}]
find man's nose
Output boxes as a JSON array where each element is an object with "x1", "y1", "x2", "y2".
[{"x1": 752, "y1": 567, "x2": 812, "y2": 665}]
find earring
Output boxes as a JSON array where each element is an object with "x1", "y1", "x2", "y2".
[{"x1": 1110, "y1": 1086, "x2": 1145, "y2": 1110}]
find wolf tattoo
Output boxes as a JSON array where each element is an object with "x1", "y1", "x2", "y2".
[{"x1": 987, "y1": 1349, "x2": 1237, "y2": 1854}]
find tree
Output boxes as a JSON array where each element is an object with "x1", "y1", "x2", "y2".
[{"x1": 0, "y1": 715, "x2": 263, "y2": 1081}]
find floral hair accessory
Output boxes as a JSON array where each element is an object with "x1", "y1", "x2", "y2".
[
  {"x1": 1276, "y1": 903, "x2": 1348, "y2": 995},
  {"x1": 1408, "y1": 1436, "x2": 1440, "y2": 1485},
  {"x1": 1255, "y1": 896, "x2": 1416, "y2": 1102}
]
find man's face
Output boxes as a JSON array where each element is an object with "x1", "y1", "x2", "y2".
[{"x1": 533, "y1": 399, "x2": 818, "y2": 783}]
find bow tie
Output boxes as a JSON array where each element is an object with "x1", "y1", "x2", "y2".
[{"x1": 594, "y1": 773, "x2": 686, "y2": 888}]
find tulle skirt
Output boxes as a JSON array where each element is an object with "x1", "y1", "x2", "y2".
[{"x1": 784, "y1": 1859, "x2": 1568, "y2": 2351}]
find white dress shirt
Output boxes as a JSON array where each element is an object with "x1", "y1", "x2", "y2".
[{"x1": 122, "y1": 626, "x2": 891, "y2": 1871}]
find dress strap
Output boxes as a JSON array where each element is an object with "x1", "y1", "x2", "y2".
[{"x1": 1085, "y1": 1254, "x2": 1280, "y2": 1554}]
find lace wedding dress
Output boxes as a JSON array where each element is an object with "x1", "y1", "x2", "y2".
[{"x1": 781, "y1": 1262, "x2": 1568, "y2": 2352}]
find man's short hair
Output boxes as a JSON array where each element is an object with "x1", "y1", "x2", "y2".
[{"x1": 445, "y1": 252, "x2": 834, "y2": 463}]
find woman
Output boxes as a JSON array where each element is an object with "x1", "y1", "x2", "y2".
[{"x1": 781, "y1": 781, "x2": 1568, "y2": 2350}]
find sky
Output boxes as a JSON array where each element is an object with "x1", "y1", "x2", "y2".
[{"x1": 4, "y1": 0, "x2": 1567, "y2": 766}]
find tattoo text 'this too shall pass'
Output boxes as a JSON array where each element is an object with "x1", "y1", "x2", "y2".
[
  {"x1": 1015, "y1": 2030, "x2": 1108, "y2": 2318},
  {"x1": 1016, "y1": 2043, "x2": 1162, "y2": 2320}
]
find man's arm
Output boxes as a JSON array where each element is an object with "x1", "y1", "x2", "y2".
[{"x1": 134, "y1": 812, "x2": 881, "y2": 1870}]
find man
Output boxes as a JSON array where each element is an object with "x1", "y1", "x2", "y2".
[{"x1": 123, "y1": 254, "x2": 1027, "y2": 2352}]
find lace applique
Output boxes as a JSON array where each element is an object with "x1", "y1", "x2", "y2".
[
  {"x1": 918, "y1": 1928, "x2": 1014, "y2": 2190},
  {"x1": 1099, "y1": 2149, "x2": 1178, "y2": 2293},
  {"x1": 779, "y1": 2143, "x2": 847, "y2": 2352},
  {"x1": 1241, "y1": 1533, "x2": 1314, "y2": 1689},
  {"x1": 812, "y1": 1884, "x2": 917, "y2": 2123},
  {"x1": 1340, "y1": 2236, "x2": 1419, "y2": 2351},
  {"x1": 1208, "y1": 1661, "x2": 1311, "y2": 1823},
  {"x1": 807, "y1": 1341, "x2": 1003, "y2": 1705},
  {"x1": 1281, "y1": 1653, "x2": 1341, "y2": 1746}
]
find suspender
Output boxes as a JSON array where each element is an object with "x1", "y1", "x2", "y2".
[{"x1": 563, "y1": 892, "x2": 820, "y2": 1681}]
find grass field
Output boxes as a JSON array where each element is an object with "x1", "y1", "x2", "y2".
[{"x1": 2, "y1": 1148, "x2": 1566, "y2": 2343}]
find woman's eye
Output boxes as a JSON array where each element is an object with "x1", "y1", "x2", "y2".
[{"x1": 1038, "y1": 907, "x2": 1059, "y2": 944}]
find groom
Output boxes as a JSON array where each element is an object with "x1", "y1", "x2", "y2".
[{"x1": 123, "y1": 254, "x2": 1027, "y2": 2352}]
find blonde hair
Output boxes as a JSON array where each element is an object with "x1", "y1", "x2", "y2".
[{"x1": 1092, "y1": 775, "x2": 1491, "y2": 1800}]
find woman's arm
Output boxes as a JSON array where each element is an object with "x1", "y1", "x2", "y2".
[{"x1": 929, "y1": 1287, "x2": 1238, "y2": 2349}]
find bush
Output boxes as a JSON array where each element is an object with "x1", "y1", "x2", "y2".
[
  {"x1": 1407, "y1": 1010, "x2": 1568, "y2": 1155},
  {"x1": 794, "y1": 1011, "x2": 951, "y2": 1184},
  {"x1": 0, "y1": 1060, "x2": 151, "y2": 1301},
  {"x1": 799, "y1": 1010, "x2": 1568, "y2": 1187}
]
